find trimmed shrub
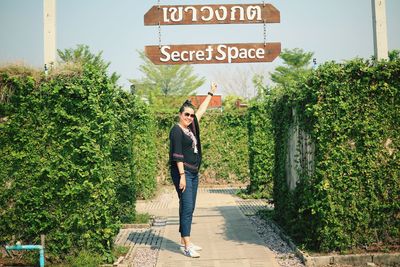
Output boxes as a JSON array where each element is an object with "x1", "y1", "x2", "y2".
[
  {"x1": 155, "y1": 110, "x2": 249, "y2": 184},
  {"x1": 0, "y1": 61, "x2": 157, "y2": 261},
  {"x1": 131, "y1": 100, "x2": 157, "y2": 199},
  {"x1": 246, "y1": 100, "x2": 275, "y2": 198},
  {"x1": 272, "y1": 57, "x2": 400, "y2": 252},
  {"x1": 0, "y1": 63, "x2": 119, "y2": 260}
]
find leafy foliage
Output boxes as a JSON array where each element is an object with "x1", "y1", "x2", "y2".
[
  {"x1": 272, "y1": 55, "x2": 400, "y2": 252},
  {"x1": 0, "y1": 63, "x2": 120, "y2": 260},
  {"x1": 111, "y1": 90, "x2": 157, "y2": 220},
  {"x1": 66, "y1": 250, "x2": 103, "y2": 267},
  {"x1": 245, "y1": 100, "x2": 274, "y2": 198},
  {"x1": 222, "y1": 94, "x2": 248, "y2": 111},
  {"x1": 201, "y1": 111, "x2": 249, "y2": 182},
  {"x1": 245, "y1": 48, "x2": 314, "y2": 199},
  {"x1": 270, "y1": 48, "x2": 314, "y2": 95},
  {"x1": 130, "y1": 100, "x2": 157, "y2": 199},
  {"x1": 0, "y1": 47, "x2": 157, "y2": 261},
  {"x1": 130, "y1": 51, "x2": 205, "y2": 99},
  {"x1": 57, "y1": 44, "x2": 119, "y2": 82},
  {"x1": 154, "y1": 110, "x2": 249, "y2": 185}
]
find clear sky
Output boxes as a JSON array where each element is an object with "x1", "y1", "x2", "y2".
[{"x1": 1, "y1": 0, "x2": 399, "y2": 97}]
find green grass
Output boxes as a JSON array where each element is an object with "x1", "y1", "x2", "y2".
[
  {"x1": 236, "y1": 188, "x2": 272, "y2": 200},
  {"x1": 257, "y1": 209, "x2": 275, "y2": 220},
  {"x1": 46, "y1": 246, "x2": 130, "y2": 267},
  {"x1": 112, "y1": 245, "x2": 129, "y2": 258},
  {"x1": 134, "y1": 212, "x2": 152, "y2": 224},
  {"x1": 65, "y1": 250, "x2": 103, "y2": 267}
]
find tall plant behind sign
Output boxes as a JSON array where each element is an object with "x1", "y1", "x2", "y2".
[{"x1": 144, "y1": 3, "x2": 281, "y2": 65}]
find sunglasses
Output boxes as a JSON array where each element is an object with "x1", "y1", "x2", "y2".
[{"x1": 183, "y1": 112, "x2": 195, "y2": 118}]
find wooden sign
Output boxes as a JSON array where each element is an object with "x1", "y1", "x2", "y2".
[
  {"x1": 144, "y1": 4, "x2": 280, "y2": 25},
  {"x1": 145, "y1": 43, "x2": 281, "y2": 65}
]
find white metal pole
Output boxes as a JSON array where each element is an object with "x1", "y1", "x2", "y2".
[
  {"x1": 371, "y1": 0, "x2": 389, "y2": 60},
  {"x1": 44, "y1": 0, "x2": 56, "y2": 69}
]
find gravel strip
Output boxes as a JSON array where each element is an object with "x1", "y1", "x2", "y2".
[
  {"x1": 132, "y1": 247, "x2": 158, "y2": 267},
  {"x1": 248, "y1": 215, "x2": 305, "y2": 267}
]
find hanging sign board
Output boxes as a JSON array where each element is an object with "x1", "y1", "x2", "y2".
[
  {"x1": 144, "y1": 4, "x2": 280, "y2": 25},
  {"x1": 145, "y1": 43, "x2": 281, "y2": 65}
]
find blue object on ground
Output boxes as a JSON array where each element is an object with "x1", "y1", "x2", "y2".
[{"x1": 6, "y1": 244, "x2": 45, "y2": 267}]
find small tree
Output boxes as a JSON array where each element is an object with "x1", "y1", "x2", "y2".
[
  {"x1": 222, "y1": 94, "x2": 248, "y2": 111},
  {"x1": 252, "y1": 73, "x2": 274, "y2": 100},
  {"x1": 57, "y1": 44, "x2": 120, "y2": 82},
  {"x1": 270, "y1": 48, "x2": 314, "y2": 94},
  {"x1": 130, "y1": 51, "x2": 205, "y2": 108}
]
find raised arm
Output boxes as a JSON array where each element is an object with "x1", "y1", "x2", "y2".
[{"x1": 195, "y1": 82, "x2": 217, "y2": 122}]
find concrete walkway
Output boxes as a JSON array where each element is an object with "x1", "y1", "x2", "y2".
[{"x1": 135, "y1": 187, "x2": 280, "y2": 267}]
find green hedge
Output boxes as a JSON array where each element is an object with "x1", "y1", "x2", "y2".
[
  {"x1": 112, "y1": 90, "x2": 136, "y2": 223},
  {"x1": 272, "y1": 57, "x2": 400, "y2": 252},
  {"x1": 131, "y1": 100, "x2": 157, "y2": 199},
  {"x1": 0, "y1": 63, "x2": 156, "y2": 261},
  {"x1": 246, "y1": 101, "x2": 275, "y2": 198},
  {"x1": 155, "y1": 110, "x2": 249, "y2": 184},
  {"x1": 112, "y1": 91, "x2": 157, "y2": 219}
]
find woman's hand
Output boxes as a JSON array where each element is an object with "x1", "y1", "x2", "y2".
[
  {"x1": 210, "y1": 81, "x2": 217, "y2": 94},
  {"x1": 196, "y1": 81, "x2": 218, "y2": 122},
  {"x1": 179, "y1": 176, "x2": 186, "y2": 192}
]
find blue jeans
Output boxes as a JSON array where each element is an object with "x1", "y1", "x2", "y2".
[{"x1": 171, "y1": 169, "x2": 199, "y2": 237}]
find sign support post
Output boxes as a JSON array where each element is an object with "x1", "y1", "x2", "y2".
[
  {"x1": 371, "y1": 0, "x2": 388, "y2": 60},
  {"x1": 44, "y1": 0, "x2": 56, "y2": 69}
]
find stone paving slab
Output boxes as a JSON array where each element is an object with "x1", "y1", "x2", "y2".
[
  {"x1": 140, "y1": 187, "x2": 280, "y2": 267},
  {"x1": 133, "y1": 186, "x2": 400, "y2": 267}
]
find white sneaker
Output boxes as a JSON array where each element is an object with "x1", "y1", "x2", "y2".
[
  {"x1": 180, "y1": 246, "x2": 200, "y2": 258},
  {"x1": 180, "y1": 243, "x2": 202, "y2": 251}
]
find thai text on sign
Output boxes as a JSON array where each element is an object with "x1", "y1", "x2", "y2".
[
  {"x1": 144, "y1": 4, "x2": 280, "y2": 25},
  {"x1": 145, "y1": 43, "x2": 281, "y2": 65}
]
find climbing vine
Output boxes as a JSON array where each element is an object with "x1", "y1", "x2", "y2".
[
  {"x1": 246, "y1": 100, "x2": 275, "y2": 198},
  {"x1": 272, "y1": 56, "x2": 400, "y2": 252},
  {"x1": 0, "y1": 62, "x2": 157, "y2": 261},
  {"x1": 154, "y1": 110, "x2": 249, "y2": 185}
]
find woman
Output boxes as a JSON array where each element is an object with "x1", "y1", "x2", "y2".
[{"x1": 169, "y1": 82, "x2": 217, "y2": 258}]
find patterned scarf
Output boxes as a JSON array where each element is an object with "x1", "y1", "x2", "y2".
[{"x1": 181, "y1": 126, "x2": 198, "y2": 154}]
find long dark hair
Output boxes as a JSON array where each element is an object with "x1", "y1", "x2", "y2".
[{"x1": 179, "y1": 99, "x2": 195, "y2": 113}]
